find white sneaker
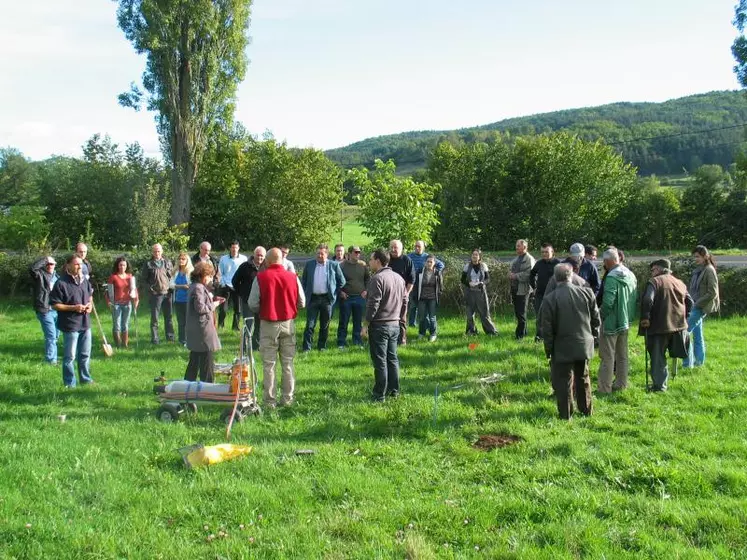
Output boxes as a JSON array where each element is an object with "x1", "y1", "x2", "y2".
[{"x1": 429, "y1": 335, "x2": 437, "y2": 342}]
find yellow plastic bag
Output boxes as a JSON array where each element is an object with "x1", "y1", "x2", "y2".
[{"x1": 179, "y1": 443, "x2": 252, "y2": 468}]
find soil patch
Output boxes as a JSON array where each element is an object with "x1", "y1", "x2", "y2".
[{"x1": 472, "y1": 434, "x2": 522, "y2": 450}]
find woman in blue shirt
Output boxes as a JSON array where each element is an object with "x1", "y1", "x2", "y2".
[{"x1": 170, "y1": 252, "x2": 193, "y2": 345}]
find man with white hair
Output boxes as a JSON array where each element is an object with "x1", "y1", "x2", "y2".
[
  {"x1": 75, "y1": 242, "x2": 93, "y2": 283},
  {"x1": 233, "y1": 246, "x2": 267, "y2": 350},
  {"x1": 540, "y1": 263, "x2": 599, "y2": 419},
  {"x1": 141, "y1": 243, "x2": 175, "y2": 344},
  {"x1": 597, "y1": 247, "x2": 637, "y2": 393},
  {"x1": 388, "y1": 240, "x2": 415, "y2": 344},
  {"x1": 192, "y1": 241, "x2": 220, "y2": 283}
]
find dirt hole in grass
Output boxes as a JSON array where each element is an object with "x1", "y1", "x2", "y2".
[{"x1": 473, "y1": 434, "x2": 522, "y2": 450}]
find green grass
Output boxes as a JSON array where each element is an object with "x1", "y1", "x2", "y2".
[
  {"x1": 327, "y1": 206, "x2": 372, "y2": 250},
  {"x1": 1, "y1": 300, "x2": 747, "y2": 558}
]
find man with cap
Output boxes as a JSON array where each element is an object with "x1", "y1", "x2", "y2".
[
  {"x1": 540, "y1": 263, "x2": 600, "y2": 419},
  {"x1": 639, "y1": 259, "x2": 692, "y2": 392},
  {"x1": 567, "y1": 242, "x2": 601, "y2": 296},
  {"x1": 30, "y1": 255, "x2": 60, "y2": 364}
]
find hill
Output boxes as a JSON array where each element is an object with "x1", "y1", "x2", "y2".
[{"x1": 325, "y1": 90, "x2": 747, "y2": 176}]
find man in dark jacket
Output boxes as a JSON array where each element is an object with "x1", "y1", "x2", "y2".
[
  {"x1": 49, "y1": 255, "x2": 94, "y2": 387},
  {"x1": 141, "y1": 243, "x2": 175, "y2": 344},
  {"x1": 233, "y1": 246, "x2": 266, "y2": 350},
  {"x1": 388, "y1": 239, "x2": 415, "y2": 345},
  {"x1": 30, "y1": 256, "x2": 60, "y2": 364},
  {"x1": 192, "y1": 241, "x2": 220, "y2": 283},
  {"x1": 639, "y1": 259, "x2": 693, "y2": 392},
  {"x1": 540, "y1": 263, "x2": 600, "y2": 419},
  {"x1": 567, "y1": 242, "x2": 601, "y2": 295},
  {"x1": 529, "y1": 243, "x2": 560, "y2": 342},
  {"x1": 363, "y1": 248, "x2": 407, "y2": 402},
  {"x1": 301, "y1": 243, "x2": 345, "y2": 351}
]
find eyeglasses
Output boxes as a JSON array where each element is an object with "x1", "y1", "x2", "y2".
[{"x1": 353, "y1": 250, "x2": 361, "y2": 254}]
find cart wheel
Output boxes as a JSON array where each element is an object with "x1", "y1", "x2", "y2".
[
  {"x1": 184, "y1": 403, "x2": 198, "y2": 414},
  {"x1": 220, "y1": 408, "x2": 244, "y2": 425},
  {"x1": 156, "y1": 404, "x2": 181, "y2": 423},
  {"x1": 246, "y1": 403, "x2": 261, "y2": 416}
]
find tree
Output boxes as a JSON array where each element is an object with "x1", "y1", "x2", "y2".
[
  {"x1": 350, "y1": 159, "x2": 440, "y2": 249},
  {"x1": 734, "y1": 1, "x2": 747, "y2": 87},
  {"x1": 0, "y1": 148, "x2": 37, "y2": 208},
  {"x1": 191, "y1": 132, "x2": 343, "y2": 250},
  {"x1": 115, "y1": 0, "x2": 252, "y2": 227}
]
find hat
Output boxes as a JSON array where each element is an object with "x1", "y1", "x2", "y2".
[
  {"x1": 569, "y1": 243, "x2": 585, "y2": 257},
  {"x1": 45, "y1": 257, "x2": 57, "y2": 265},
  {"x1": 650, "y1": 258, "x2": 670, "y2": 270}
]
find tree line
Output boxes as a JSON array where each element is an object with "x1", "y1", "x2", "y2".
[
  {"x1": 2, "y1": 129, "x2": 746, "y2": 254},
  {"x1": 326, "y1": 90, "x2": 747, "y2": 177}
]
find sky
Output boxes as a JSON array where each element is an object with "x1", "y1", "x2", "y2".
[{"x1": 0, "y1": 0, "x2": 742, "y2": 161}]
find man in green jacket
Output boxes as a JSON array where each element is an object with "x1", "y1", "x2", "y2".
[
  {"x1": 540, "y1": 263, "x2": 600, "y2": 419},
  {"x1": 597, "y1": 247, "x2": 638, "y2": 393}
]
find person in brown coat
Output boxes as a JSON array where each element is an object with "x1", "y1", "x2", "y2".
[
  {"x1": 639, "y1": 259, "x2": 693, "y2": 392},
  {"x1": 540, "y1": 263, "x2": 600, "y2": 419},
  {"x1": 184, "y1": 261, "x2": 225, "y2": 383}
]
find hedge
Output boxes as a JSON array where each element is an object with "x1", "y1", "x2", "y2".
[{"x1": 3, "y1": 251, "x2": 746, "y2": 317}]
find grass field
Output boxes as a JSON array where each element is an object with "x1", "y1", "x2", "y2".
[
  {"x1": 1, "y1": 300, "x2": 746, "y2": 558},
  {"x1": 326, "y1": 206, "x2": 372, "y2": 250}
]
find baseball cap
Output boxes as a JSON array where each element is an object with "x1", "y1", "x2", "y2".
[{"x1": 569, "y1": 243, "x2": 585, "y2": 257}]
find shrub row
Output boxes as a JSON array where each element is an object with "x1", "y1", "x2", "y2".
[{"x1": 3, "y1": 251, "x2": 746, "y2": 317}]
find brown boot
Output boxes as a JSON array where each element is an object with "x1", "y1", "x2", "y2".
[
  {"x1": 122, "y1": 332, "x2": 129, "y2": 349},
  {"x1": 113, "y1": 332, "x2": 122, "y2": 348}
]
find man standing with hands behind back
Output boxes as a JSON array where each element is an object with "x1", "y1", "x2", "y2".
[{"x1": 363, "y1": 249, "x2": 407, "y2": 402}]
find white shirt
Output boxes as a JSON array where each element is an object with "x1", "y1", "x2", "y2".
[{"x1": 312, "y1": 262, "x2": 328, "y2": 294}]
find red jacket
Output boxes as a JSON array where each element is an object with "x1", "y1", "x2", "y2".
[{"x1": 257, "y1": 264, "x2": 299, "y2": 321}]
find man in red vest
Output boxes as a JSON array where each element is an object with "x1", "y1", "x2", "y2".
[{"x1": 248, "y1": 248, "x2": 306, "y2": 408}]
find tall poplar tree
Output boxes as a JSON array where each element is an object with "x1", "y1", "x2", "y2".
[{"x1": 115, "y1": 0, "x2": 252, "y2": 227}]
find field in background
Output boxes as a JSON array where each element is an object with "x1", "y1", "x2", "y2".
[
  {"x1": 327, "y1": 205, "x2": 372, "y2": 249},
  {"x1": 1, "y1": 300, "x2": 746, "y2": 557}
]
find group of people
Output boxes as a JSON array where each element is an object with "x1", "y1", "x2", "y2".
[
  {"x1": 30, "y1": 238, "x2": 720, "y2": 417},
  {"x1": 528, "y1": 242, "x2": 719, "y2": 419}
]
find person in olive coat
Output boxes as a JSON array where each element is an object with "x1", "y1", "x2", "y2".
[{"x1": 184, "y1": 261, "x2": 225, "y2": 383}]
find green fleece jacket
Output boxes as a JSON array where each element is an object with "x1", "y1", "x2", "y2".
[{"x1": 601, "y1": 264, "x2": 638, "y2": 335}]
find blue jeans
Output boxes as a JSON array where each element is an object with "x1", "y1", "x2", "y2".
[
  {"x1": 303, "y1": 295, "x2": 332, "y2": 351},
  {"x1": 111, "y1": 303, "x2": 132, "y2": 334},
  {"x1": 337, "y1": 295, "x2": 365, "y2": 346},
  {"x1": 684, "y1": 307, "x2": 706, "y2": 367},
  {"x1": 62, "y1": 329, "x2": 93, "y2": 387},
  {"x1": 417, "y1": 299, "x2": 438, "y2": 336},
  {"x1": 369, "y1": 322, "x2": 400, "y2": 400},
  {"x1": 36, "y1": 310, "x2": 59, "y2": 364}
]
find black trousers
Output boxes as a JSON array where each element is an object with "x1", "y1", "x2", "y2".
[
  {"x1": 551, "y1": 359, "x2": 592, "y2": 419},
  {"x1": 217, "y1": 286, "x2": 241, "y2": 330},
  {"x1": 512, "y1": 291, "x2": 528, "y2": 339},
  {"x1": 184, "y1": 350, "x2": 215, "y2": 383}
]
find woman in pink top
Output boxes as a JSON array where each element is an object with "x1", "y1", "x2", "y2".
[{"x1": 106, "y1": 256, "x2": 139, "y2": 348}]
